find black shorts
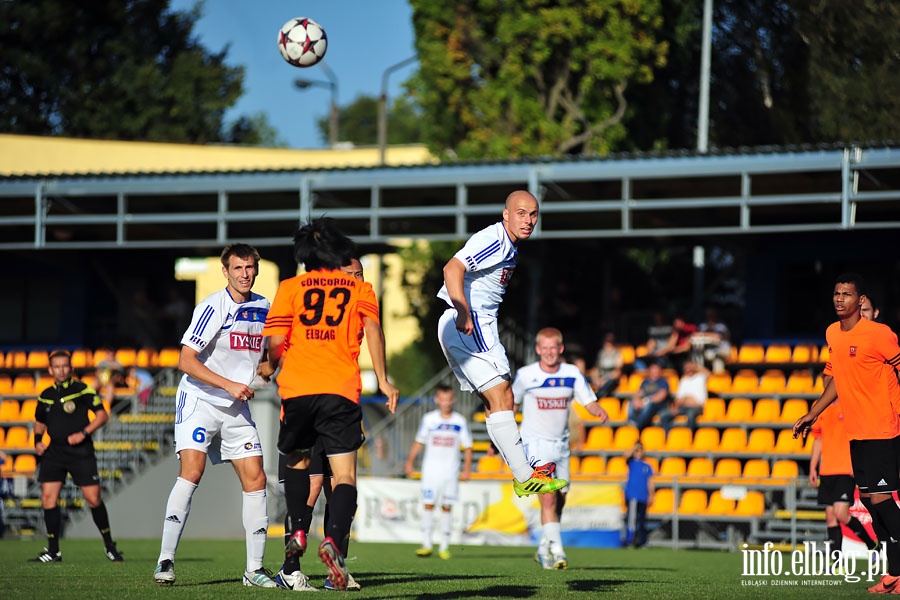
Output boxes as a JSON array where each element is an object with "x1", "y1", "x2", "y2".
[
  {"x1": 817, "y1": 474, "x2": 855, "y2": 505},
  {"x1": 278, "y1": 394, "x2": 364, "y2": 458},
  {"x1": 37, "y1": 451, "x2": 100, "y2": 487},
  {"x1": 850, "y1": 436, "x2": 900, "y2": 493},
  {"x1": 277, "y1": 438, "x2": 331, "y2": 481}
]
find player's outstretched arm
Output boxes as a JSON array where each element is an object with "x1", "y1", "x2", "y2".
[{"x1": 442, "y1": 258, "x2": 473, "y2": 335}]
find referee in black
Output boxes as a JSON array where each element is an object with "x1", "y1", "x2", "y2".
[{"x1": 30, "y1": 349, "x2": 123, "y2": 563}]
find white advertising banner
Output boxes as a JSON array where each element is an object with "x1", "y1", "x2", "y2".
[{"x1": 353, "y1": 477, "x2": 623, "y2": 547}]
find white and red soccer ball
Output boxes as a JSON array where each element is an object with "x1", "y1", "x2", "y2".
[{"x1": 278, "y1": 18, "x2": 327, "y2": 68}]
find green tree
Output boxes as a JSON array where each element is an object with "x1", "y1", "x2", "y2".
[
  {"x1": 0, "y1": 0, "x2": 272, "y2": 144},
  {"x1": 315, "y1": 95, "x2": 425, "y2": 146},
  {"x1": 408, "y1": 0, "x2": 666, "y2": 159}
]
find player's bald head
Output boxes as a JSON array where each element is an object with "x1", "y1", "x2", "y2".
[{"x1": 505, "y1": 190, "x2": 538, "y2": 210}]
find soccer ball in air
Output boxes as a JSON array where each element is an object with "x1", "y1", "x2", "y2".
[{"x1": 278, "y1": 18, "x2": 328, "y2": 68}]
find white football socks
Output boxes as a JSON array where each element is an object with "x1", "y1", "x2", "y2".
[
  {"x1": 486, "y1": 411, "x2": 533, "y2": 482},
  {"x1": 158, "y1": 477, "x2": 197, "y2": 563},
  {"x1": 242, "y1": 489, "x2": 268, "y2": 572},
  {"x1": 544, "y1": 521, "x2": 563, "y2": 555},
  {"x1": 439, "y1": 509, "x2": 453, "y2": 552},
  {"x1": 421, "y1": 507, "x2": 434, "y2": 549}
]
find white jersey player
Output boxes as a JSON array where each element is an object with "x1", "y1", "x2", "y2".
[
  {"x1": 155, "y1": 244, "x2": 277, "y2": 589},
  {"x1": 513, "y1": 327, "x2": 608, "y2": 570},
  {"x1": 405, "y1": 385, "x2": 473, "y2": 559},
  {"x1": 437, "y1": 190, "x2": 565, "y2": 498}
]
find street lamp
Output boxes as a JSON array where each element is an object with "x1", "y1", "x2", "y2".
[
  {"x1": 378, "y1": 55, "x2": 417, "y2": 165},
  {"x1": 294, "y1": 62, "x2": 339, "y2": 148}
]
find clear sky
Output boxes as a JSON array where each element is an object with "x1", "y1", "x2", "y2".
[{"x1": 170, "y1": 0, "x2": 418, "y2": 149}]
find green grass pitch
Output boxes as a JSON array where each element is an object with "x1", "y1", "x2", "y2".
[{"x1": 0, "y1": 537, "x2": 883, "y2": 598}]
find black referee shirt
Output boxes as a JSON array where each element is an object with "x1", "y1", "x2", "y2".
[{"x1": 36, "y1": 378, "x2": 104, "y2": 457}]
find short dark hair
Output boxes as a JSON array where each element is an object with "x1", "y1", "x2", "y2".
[
  {"x1": 221, "y1": 243, "x2": 261, "y2": 268},
  {"x1": 435, "y1": 383, "x2": 453, "y2": 394},
  {"x1": 834, "y1": 272, "x2": 866, "y2": 296},
  {"x1": 49, "y1": 349, "x2": 71, "y2": 361},
  {"x1": 292, "y1": 218, "x2": 357, "y2": 271}
]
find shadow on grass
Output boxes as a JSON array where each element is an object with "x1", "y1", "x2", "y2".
[
  {"x1": 413, "y1": 584, "x2": 540, "y2": 599},
  {"x1": 568, "y1": 578, "x2": 632, "y2": 593}
]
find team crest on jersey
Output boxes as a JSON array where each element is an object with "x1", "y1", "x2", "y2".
[
  {"x1": 499, "y1": 266, "x2": 515, "y2": 285},
  {"x1": 63, "y1": 400, "x2": 76, "y2": 413},
  {"x1": 231, "y1": 332, "x2": 262, "y2": 351},
  {"x1": 849, "y1": 346, "x2": 857, "y2": 357}
]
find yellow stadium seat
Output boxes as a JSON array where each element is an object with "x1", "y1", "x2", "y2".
[
  {"x1": 157, "y1": 347, "x2": 181, "y2": 368},
  {"x1": 665, "y1": 427, "x2": 693, "y2": 452},
  {"x1": 640, "y1": 426, "x2": 666, "y2": 451},
  {"x1": 813, "y1": 376, "x2": 825, "y2": 393},
  {"x1": 579, "y1": 455, "x2": 606, "y2": 474},
  {"x1": 785, "y1": 371, "x2": 815, "y2": 394},
  {"x1": 730, "y1": 372, "x2": 759, "y2": 395},
  {"x1": 713, "y1": 457, "x2": 742, "y2": 479},
  {"x1": 0, "y1": 400, "x2": 20, "y2": 421},
  {"x1": 11, "y1": 375, "x2": 35, "y2": 396},
  {"x1": 6, "y1": 351, "x2": 27, "y2": 369},
  {"x1": 606, "y1": 456, "x2": 629, "y2": 476},
  {"x1": 719, "y1": 427, "x2": 748, "y2": 452},
  {"x1": 18, "y1": 399, "x2": 37, "y2": 422},
  {"x1": 4, "y1": 426, "x2": 30, "y2": 449},
  {"x1": 724, "y1": 398, "x2": 753, "y2": 422},
  {"x1": 569, "y1": 456, "x2": 581, "y2": 475},
  {"x1": 771, "y1": 459, "x2": 799, "y2": 481},
  {"x1": 35, "y1": 376, "x2": 54, "y2": 394},
  {"x1": 26, "y1": 350, "x2": 49, "y2": 369},
  {"x1": 753, "y1": 399, "x2": 781, "y2": 423},
  {"x1": 476, "y1": 455, "x2": 505, "y2": 474},
  {"x1": 735, "y1": 491, "x2": 766, "y2": 516},
  {"x1": 115, "y1": 347, "x2": 137, "y2": 367},
  {"x1": 706, "y1": 372, "x2": 732, "y2": 395},
  {"x1": 746, "y1": 428, "x2": 775, "y2": 453},
  {"x1": 618, "y1": 345, "x2": 636, "y2": 365},
  {"x1": 659, "y1": 456, "x2": 687, "y2": 478},
  {"x1": 618, "y1": 374, "x2": 642, "y2": 394},
  {"x1": 136, "y1": 347, "x2": 158, "y2": 368},
  {"x1": 648, "y1": 488, "x2": 675, "y2": 515},
  {"x1": 598, "y1": 397, "x2": 623, "y2": 422},
  {"x1": 71, "y1": 348, "x2": 93, "y2": 368},
  {"x1": 737, "y1": 344, "x2": 764, "y2": 363},
  {"x1": 780, "y1": 399, "x2": 809, "y2": 423},
  {"x1": 13, "y1": 453, "x2": 36, "y2": 474},
  {"x1": 0, "y1": 429, "x2": 5, "y2": 447},
  {"x1": 775, "y1": 429, "x2": 806, "y2": 454},
  {"x1": 678, "y1": 489, "x2": 708, "y2": 515},
  {"x1": 792, "y1": 344, "x2": 818, "y2": 363},
  {"x1": 758, "y1": 370, "x2": 787, "y2": 394},
  {"x1": 819, "y1": 345, "x2": 830, "y2": 362},
  {"x1": 697, "y1": 398, "x2": 726, "y2": 423},
  {"x1": 612, "y1": 426, "x2": 640, "y2": 451},
  {"x1": 0, "y1": 375, "x2": 11, "y2": 395},
  {"x1": 574, "y1": 402, "x2": 607, "y2": 423},
  {"x1": 686, "y1": 457, "x2": 714, "y2": 478},
  {"x1": 644, "y1": 456, "x2": 659, "y2": 473},
  {"x1": 692, "y1": 427, "x2": 720, "y2": 452},
  {"x1": 764, "y1": 344, "x2": 792, "y2": 363},
  {"x1": 742, "y1": 459, "x2": 770, "y2": 480},
  {"x1": 706, "y1": 490, "x2": 737, "y2": 516},
  {"x1": 584, "y1": 426, "x2": 613, "y2": 450}
]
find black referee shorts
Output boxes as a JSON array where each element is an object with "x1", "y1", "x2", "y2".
[{"x1": 37, "y1": 451, "x2": 100, "y2": 487}]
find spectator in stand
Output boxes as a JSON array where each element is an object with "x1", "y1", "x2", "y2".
[
  {"x1": 593, "y1": 332, "x2": 623, "y2": 398},
  {"x1": 861, "y1": 294, "x2": 880, "y2": 322},
  {"x1": 628, "y1": 361, "x2": 671, "y2": 430},
  {"x1": 623, "y1": 442, "x2": 655, "y2": 548},
  {"x1": 637, "y1": 311, "x2": 673, "y2": 369},
  {"x1": 694, "y1": 306, "x2": 732, "y2": 373},
  {"x1": 654, "y1": 316, "x2": 697, "y2": 372},
  {"x1": 126, "y1": 366, "x2": 154, "y2": 410},
  {"x1": 660, "y1": 361, "x2": 709, "y2": 432}
]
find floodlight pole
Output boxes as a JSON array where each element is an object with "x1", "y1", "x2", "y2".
[{"x1": 378, "y1": 56, "x2": 417, "y2": 165}]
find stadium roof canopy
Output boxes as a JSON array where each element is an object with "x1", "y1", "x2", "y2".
[{"x1": 1, "y1": 134, "x2": 899, "y2": 251}]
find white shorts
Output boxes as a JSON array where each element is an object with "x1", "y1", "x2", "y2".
[
  {"x1": 438, "y1": 309, "x2": 510, "y2": 393},
  {"x1": 174, "y1": 388, "x2": 263, "y2": 465},
  {"x1": 421, "y1": 468, "x2": 460, "y2": 507},
  {"x1": 522, "y1": 436, "x2": 571, "y2": 493}
]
